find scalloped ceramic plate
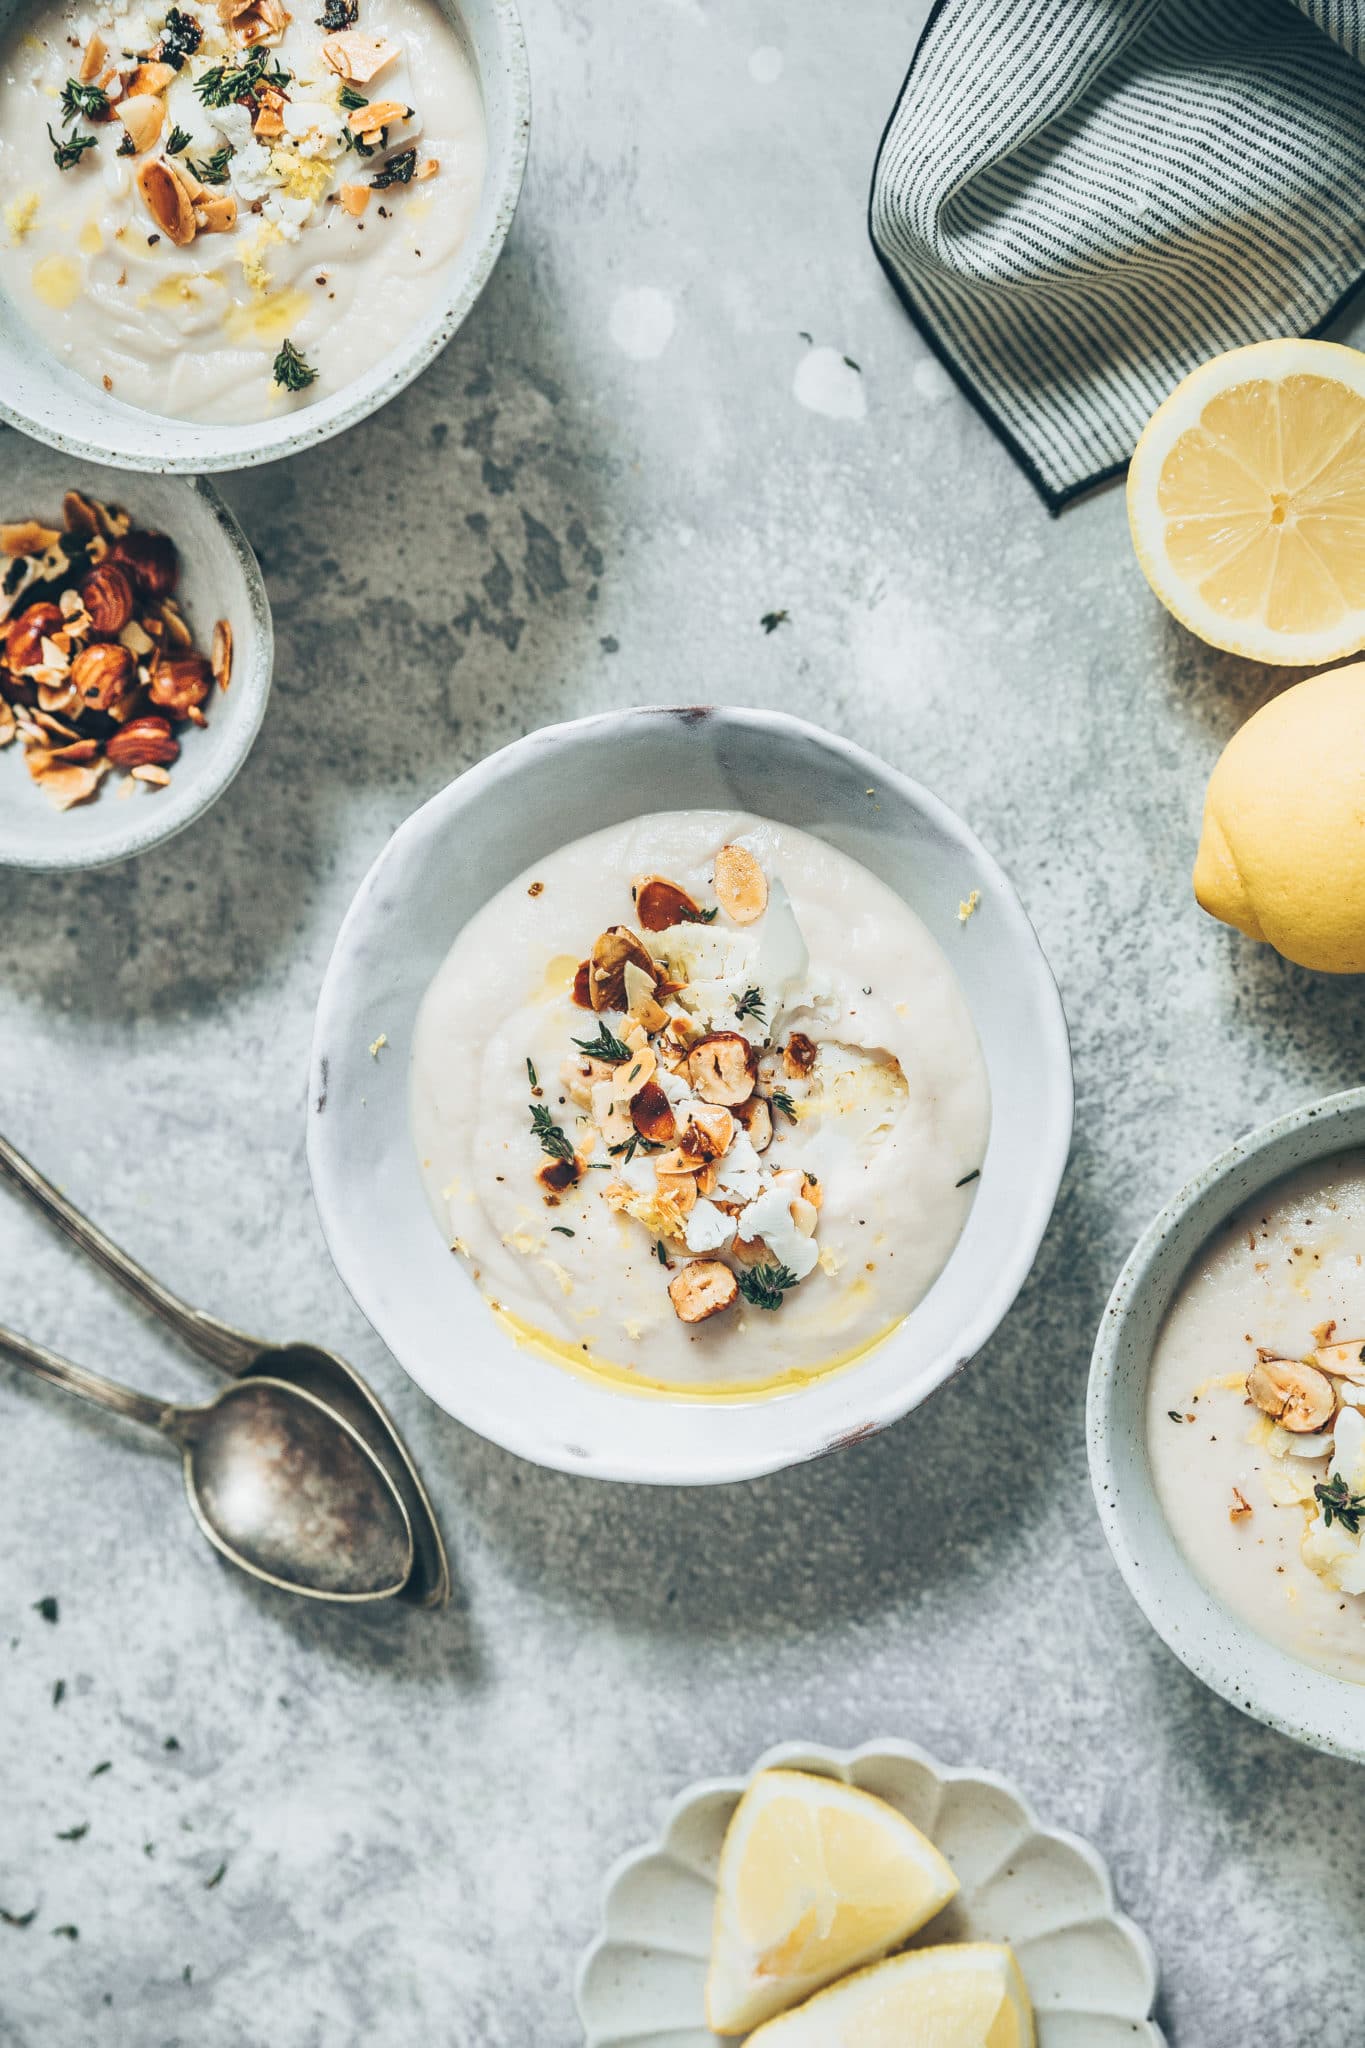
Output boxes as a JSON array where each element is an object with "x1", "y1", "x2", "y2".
[{"x1": 576, "y1": 1740, "x2": 1163, "y2": 2048}]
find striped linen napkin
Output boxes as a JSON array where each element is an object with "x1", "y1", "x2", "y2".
[{"x1": 870, "y1": 0, "x2": 1365, "y2": 510}]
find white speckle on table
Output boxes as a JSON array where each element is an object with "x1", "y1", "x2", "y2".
[
  {"x1": 749, "y1": 44, "x2": 783, "y2": 83},
  {"x1": 913, "y1": 357, "x2": 954, "y2": 403},
  {"x1": 609, "y1": 287, "x2": 676, "y2": 361},
  {"x1": 793, "y1": 345, "x2": 866, "y2": 421}
]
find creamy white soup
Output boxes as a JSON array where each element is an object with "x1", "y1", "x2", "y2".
[
  {"x1": 411, "y1": 812, "x2": 991, "y2": 1397},
  {"x1": 0, "y1": 0, "x2": 485, "y2": 420},
  {"x1": 1148, "y1": 1151, "x2": 1365, "y2": 1684}
]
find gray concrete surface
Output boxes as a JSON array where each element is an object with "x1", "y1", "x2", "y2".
[{"x1": 5, "y1": 1, "x2": 1365, "y2": 2041}]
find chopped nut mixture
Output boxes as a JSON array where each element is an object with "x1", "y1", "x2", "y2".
[{"x1": 0, "y1": 490, "x2": 227, "y2": 810}]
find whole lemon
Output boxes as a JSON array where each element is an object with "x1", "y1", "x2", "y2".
[{"x1": 1195, "y1": 662, "x2": 1365, "y2": 972}]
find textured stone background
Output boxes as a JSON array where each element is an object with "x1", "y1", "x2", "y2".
[{"x1": 5, "y1": 1, "x2": 1365, "y2": 2042}]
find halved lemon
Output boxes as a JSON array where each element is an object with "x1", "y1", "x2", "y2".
[
  {"x1": 1127, "y1": 339, "x2": 1365, "y2": 665},
  {"x1": 744, "y1": 1943, "x2": 1035, "y2": 2048},
  {"x1": 705, "y1": 1770, "x2": 959, "y2": 2035}
]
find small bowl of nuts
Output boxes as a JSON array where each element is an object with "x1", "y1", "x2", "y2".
[{"x1": 0, "y1": 436, "x2": 272, "y2": 870}]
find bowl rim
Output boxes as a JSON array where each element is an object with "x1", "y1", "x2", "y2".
[
  {"x1": 0, "y1": 0, "x2": 530, "y2": 475},
  {"x1": 0, "y1": 469, "x2": 273, "y2": 871},
  {"x1": 307, "y1": 704, "x2": 1074, "y2": 1483},
  {"x1": 1087, "y1": 1085, "x2": 1365, "y2": 1760},
  {"x1": 574, "y1": 1734, "x2": 1164, "y2": 2046}
]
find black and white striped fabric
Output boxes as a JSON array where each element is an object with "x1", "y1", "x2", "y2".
[{"x1": 870, "y1": 0, "x2": 1365, "y2": 510}]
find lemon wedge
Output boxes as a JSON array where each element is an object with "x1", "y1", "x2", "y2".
[
  {"x1": 705, "y1": 1770, "x2": 959, "y2": 2034},
  {"x1": 743, "y1": 1943, "x2": 1035, "y2": 2048},
  {"x1": 1127, "y1": 339, "x2": 1365, "y2": 665}
]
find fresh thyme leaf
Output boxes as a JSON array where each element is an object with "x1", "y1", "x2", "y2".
[
  {"x1": 56, "y1": 1823, "x2": 89, "y2": 1842},
  {"x1": 33, "y1": 1596, "x2": 57, "y2": 1623},
  {"x1": 48, "y1": 123, "x2": 97, "y2": 170},
  {"x1": 734, "y1": 986, "x2": 766, "y2": 1026},
  {"x1": 1166, "y1": 1410, "x2": 1184, "y2": 1423},
  {"x1": 89, "y1": 1761, "x2": 112, "y2": 1778},
  {"x1": 272, "y1": 339, "x2": 318, "y2": 392},
  {"x1": 60, "y1": 78, "x2": 109, "y2": 123},
  {"x1": 571, "y1": 1021, "x2": 631, "y2": 1063},
  {"x1": 317, "y1": 0, "x2": 358, "y2": 23},
  {"x1": 52, "y1": 1679, "x2": 65, "y2": 1707},
  {"x1": 188, "y1": 144, "x2": 233, "y2": 185},
  {"x1": 526, "y1": 1057, "x2": 538, "y2": 1089},
  {"x1": 655, "y1": 1240, "x2": 668, "y2": 1265},
  {"x1": 371, "y1": 146, "x2": 417, "y2": 188},
  {"x1": 550, "y1": 1224, "x2": 574, "y2": 1237},
  {"x1": 760, "y1": 609, "x2": 789, "y2": 634},
  {"x1": 768, "y1": 1089, "x2": 796, "y2": 1122},
  {"x1": 530, "y1": 1102, "x2": 575, "y2": 1164},
  {"x1": 337, "y1": 82, "x2": 368, "y2": 110},
  {"x1": 736, "y1": 1262, "x2": 799, "y2": 1311},
  {"x1": 955, "y1": 1168, "x2": 980, "y2": 1188},
  {"x1": 194, "y1": 49, "x2": 286, "y2": 107},
  {"x1": 0, "y1": 1906, "x2": 36, "y2": 1928},
  {"x1": 1315, "y1": 1472, "x2": 1365, "y2": 1535},
  {"x1": 608, "y1": 1133, "x2": 663, "y2": 1165},
  {"x1": 117, "y1": 132, "x2": 136, "y2": 155},
  {"x1": 165, "y1": 124, "x2": 192, "y2": 154},
  {"x1": 204, "y1": 1862, "x2": 227, "y2": 1890},
  {"x1": 843, "y1": 355, "x2": 861, "y2": 372},
  {"x1": 159, "y1": 7, "x2": 203, "y2": 67},
  {"x1": 684, "y1": 903, "x2": 719, "y2": 923},
  {"x1": 52, "y1": 1924, "x2": 79, "y2": 1940},
  {"x1": 163, "y1": 1735, "x2": 180, "y2": 1751}
]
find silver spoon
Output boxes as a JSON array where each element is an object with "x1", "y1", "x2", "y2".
[
  {"x1": 0, "y1": 1325, "x2": 413, "y2": 1602},
  {"x1": 0, "y1": 1132, "x2": 449, "y2": 1609}
]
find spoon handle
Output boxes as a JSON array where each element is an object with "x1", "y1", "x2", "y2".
[
  {"x1": 0, "y1": 1323, "x2": 170, "y2": 1433},
  {"x1": 0, "y1": 1132, "x2": 260, "y2": 1375}
]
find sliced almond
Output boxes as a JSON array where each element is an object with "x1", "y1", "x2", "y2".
[
  {"x1": 338, "y1": 181, "x2": 371, "y2": 217},
  {"x1": 560, "y1": 1052, "x2": 615, "y2": 1110},
  {"x1": 127, "y1": 59, "x2": 177, "y2": 96},
  {"x1": 733, "y1": 1095, "x2": 772, "y2": 1153},
  {"x1": 320, "y1": 29, "x2": 400, "y2": 82},
  {"x1": 630, "y1": 1080, "x2": 676, "y2": 1146},
  {"x1": 137, "y1": 158, "x2": 196, "y2": 246},
  {"x1": 194, "y1": 192, "x2": 238, "y2": 235},
  {"x1": 713, "y1": 842, "x2": 767, "y2": 925},
  {"x1": 1315, "y1": 1340, "x2": 1365, "y2": 1383},
  {"x1": 1245, "y1": 1356, "x2": 1334, "y2": 1433},
  {"x1": 589, "y1": 925, "x2": 655, "y2": 1013},
  {"x1": 617, "y1": 1045, "x2": 657, "y2": 1095},
  {"x1": 1229, "y1": 1486, "x2": 1253, "y2": 1522},
  {"x1": 253, "y1": 102, "x2": 286, "y2": 137},
  {"x1": 348, "y1": 97, "x2": 408, "y2": 134},
  {"x1": 633, "y1": 874, "x2": 707, "y2": 932},
  {"x1": 131, "y1": 762, "x2": 171, "y2": 786},
  {"x1": 212, "y1": 618, "x2": 232, "y2": 692},
  {"x1": 80, "y1": 31, "x2": 107, "y2": 82},
  {"x1": 414, "y1": 156, "x2": 439, "y2": 181},
  {"x1": 800, "y1": 1171, "x2": 823, "y2": 1210},
  {"x1": 668, "y1": 1259, "x2": 737, "y2": 1324},
  {"x1": 654, "y1": 1165, "x2": 697, "y2": 1216},
  {"x1": 28, "y1": 755, "x2": 108, "y2": 810},
  {"x1": 686, "y1": 1031, "x2": 758, "y2": 1107},
  {"x1": 115, "y1": 92, "x2": 163, "y2": 153},
  {"x1": 680, "y1": 1105, "x2": 735, "y2": 1163}
]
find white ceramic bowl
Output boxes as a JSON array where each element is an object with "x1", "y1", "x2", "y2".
[
  {"x1": 0, "y1": 0, "x2": 528, "y2": 473},
  {"x1": 0, "y1": 438, "x2": 272, "y2": 870},
  {"x1": 575, "y1": 1738, "x2": 1163, "y2": 2047},
  {"x1": 1089, "y1": 1087, "x2": 1365, "y2": 1762},
  {"x1": 307, "y1": 706, "x2": 1072, "y2": 1484}
]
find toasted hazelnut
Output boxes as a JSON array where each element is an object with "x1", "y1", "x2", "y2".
[
  {"x1": 680, "y1": 1104, "x2": 735, "y2": 1163},
  {"x1": 105, "y1": 716, "x2": 179, "y2": 769},
  {"x1": 631, "y1": 1080, "x2": 677, "y2": 1146},
  {"x1": 633, "y1": 874, "x2": 707, "y2": 932},
  {"x1": 535, "y1": 1155, "x2": 580, "y2": 1198},
  {"x1": 668, "y1": 1259, "x2": 737, "y2": 1324},
  {"x1": 1314, "y1": 1340, "x2": 1365, "y2": 1383},
  {"x1": 572, "y1": 959, "x2": 593, "y2": 1009},
  {"x1": 136, "y1": 158, "x2": 197, "y2": 245},
  {"x1": 115, "y1": 92, "x2": 164, "y2": 154},
  {"x1": 589, "y1": 925, "x2": 655, "y2": 1013},
  {"x1": 713, "y1": 842, "x2": 767, "y2": 924},
  {"x1": 1245, "y1": 1356, "x2": 1334, "y2": 1433},
  {"x1": 149, "y1": 655, "x2": 212, "y2": 717},
  {"x1": 733, "y1": 1096, "x2": 773, "y2": 1153},
  {"x1": 79, "y1": 562, "x2": 136, "y2": 634},
  {"x1": 686, "y1": 1031, "x2": 758, "y2": 1106},
  {"x1": 783, "y1": 1031, "x2": 818, "y2": 1079},
  {"x1": 211, "y1": 619, "x2": 232, "y2": 692},
  {"x1": 6, "y1": 602, "x2": 64, "y2": 672},
  {"x1": 71, "y1": 642, "x2": 136, "y2": 713},
  {"x1": 107, "y1": 530, "x2": 178, "y2": 600}
]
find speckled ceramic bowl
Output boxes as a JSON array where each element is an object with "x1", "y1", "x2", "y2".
[
  {"x1": 575, "y1": 1738, "x2": 1164, "y2": 2046},
  {"x1": 0, "y1": 437, "x2": 272, "y2": 870},
  {"x1": 0, "y1": 0, "x2": 528, "y2": 473},
  {"x1": 307, "y1": 705, "x2": 1073, "y2": 1484},
  {"x1": 1089, "y1": 1088, "x2": 1365, "y2": 1762}
]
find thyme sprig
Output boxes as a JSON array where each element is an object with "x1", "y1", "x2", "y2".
[
  {"x1": 529, "y1": 1102, "x2": 575, "y2": 1165},
  {"x1": 734, "y1": 986, "x2": 766, "y2": 1027},
  {"x1": 371, "y1": 146, "x2": 417, "y2": 189},
  {"x1": 48, "y1": 123, "x2": 96, "y2": 170},
  {"x1": 1315, "y1": 1472, "x2": 1365, "y2": 1535},
  {"x1": 572, "y1": 1021, "x2": 632, "y2": 1063},
  {"x1": 188, "y1": 144, "x2": 234, "y2": 185},
  {"x1": 338, "y1": 83, "x2": 368, "y2": 111},
  {"x1": 272, "y1": 339, "x2": 317, "y2": 392},
  {"x1": 166, "y1": 124, "x2": 192, "y2": 154},
  {"x1": 59, "y1": 78, "x2": 109, "y2": 123},
  {"x1": 768, "y1": 1088, "x2": 797, "y2": 1122},
  {"x1": 736, "y1": 1262, "x2": 799, "y2": 1312},
  {"x1": 608, "y1": 1133, "x2": 664, "y2": 1165},
  {"x1": 195, "y1": 50, "x2": 288, "y2": 107}
]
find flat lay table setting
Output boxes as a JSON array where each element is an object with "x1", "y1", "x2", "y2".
[{"x1": 7, "y1": 0, "x2": 1365, "y2": 2043}]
